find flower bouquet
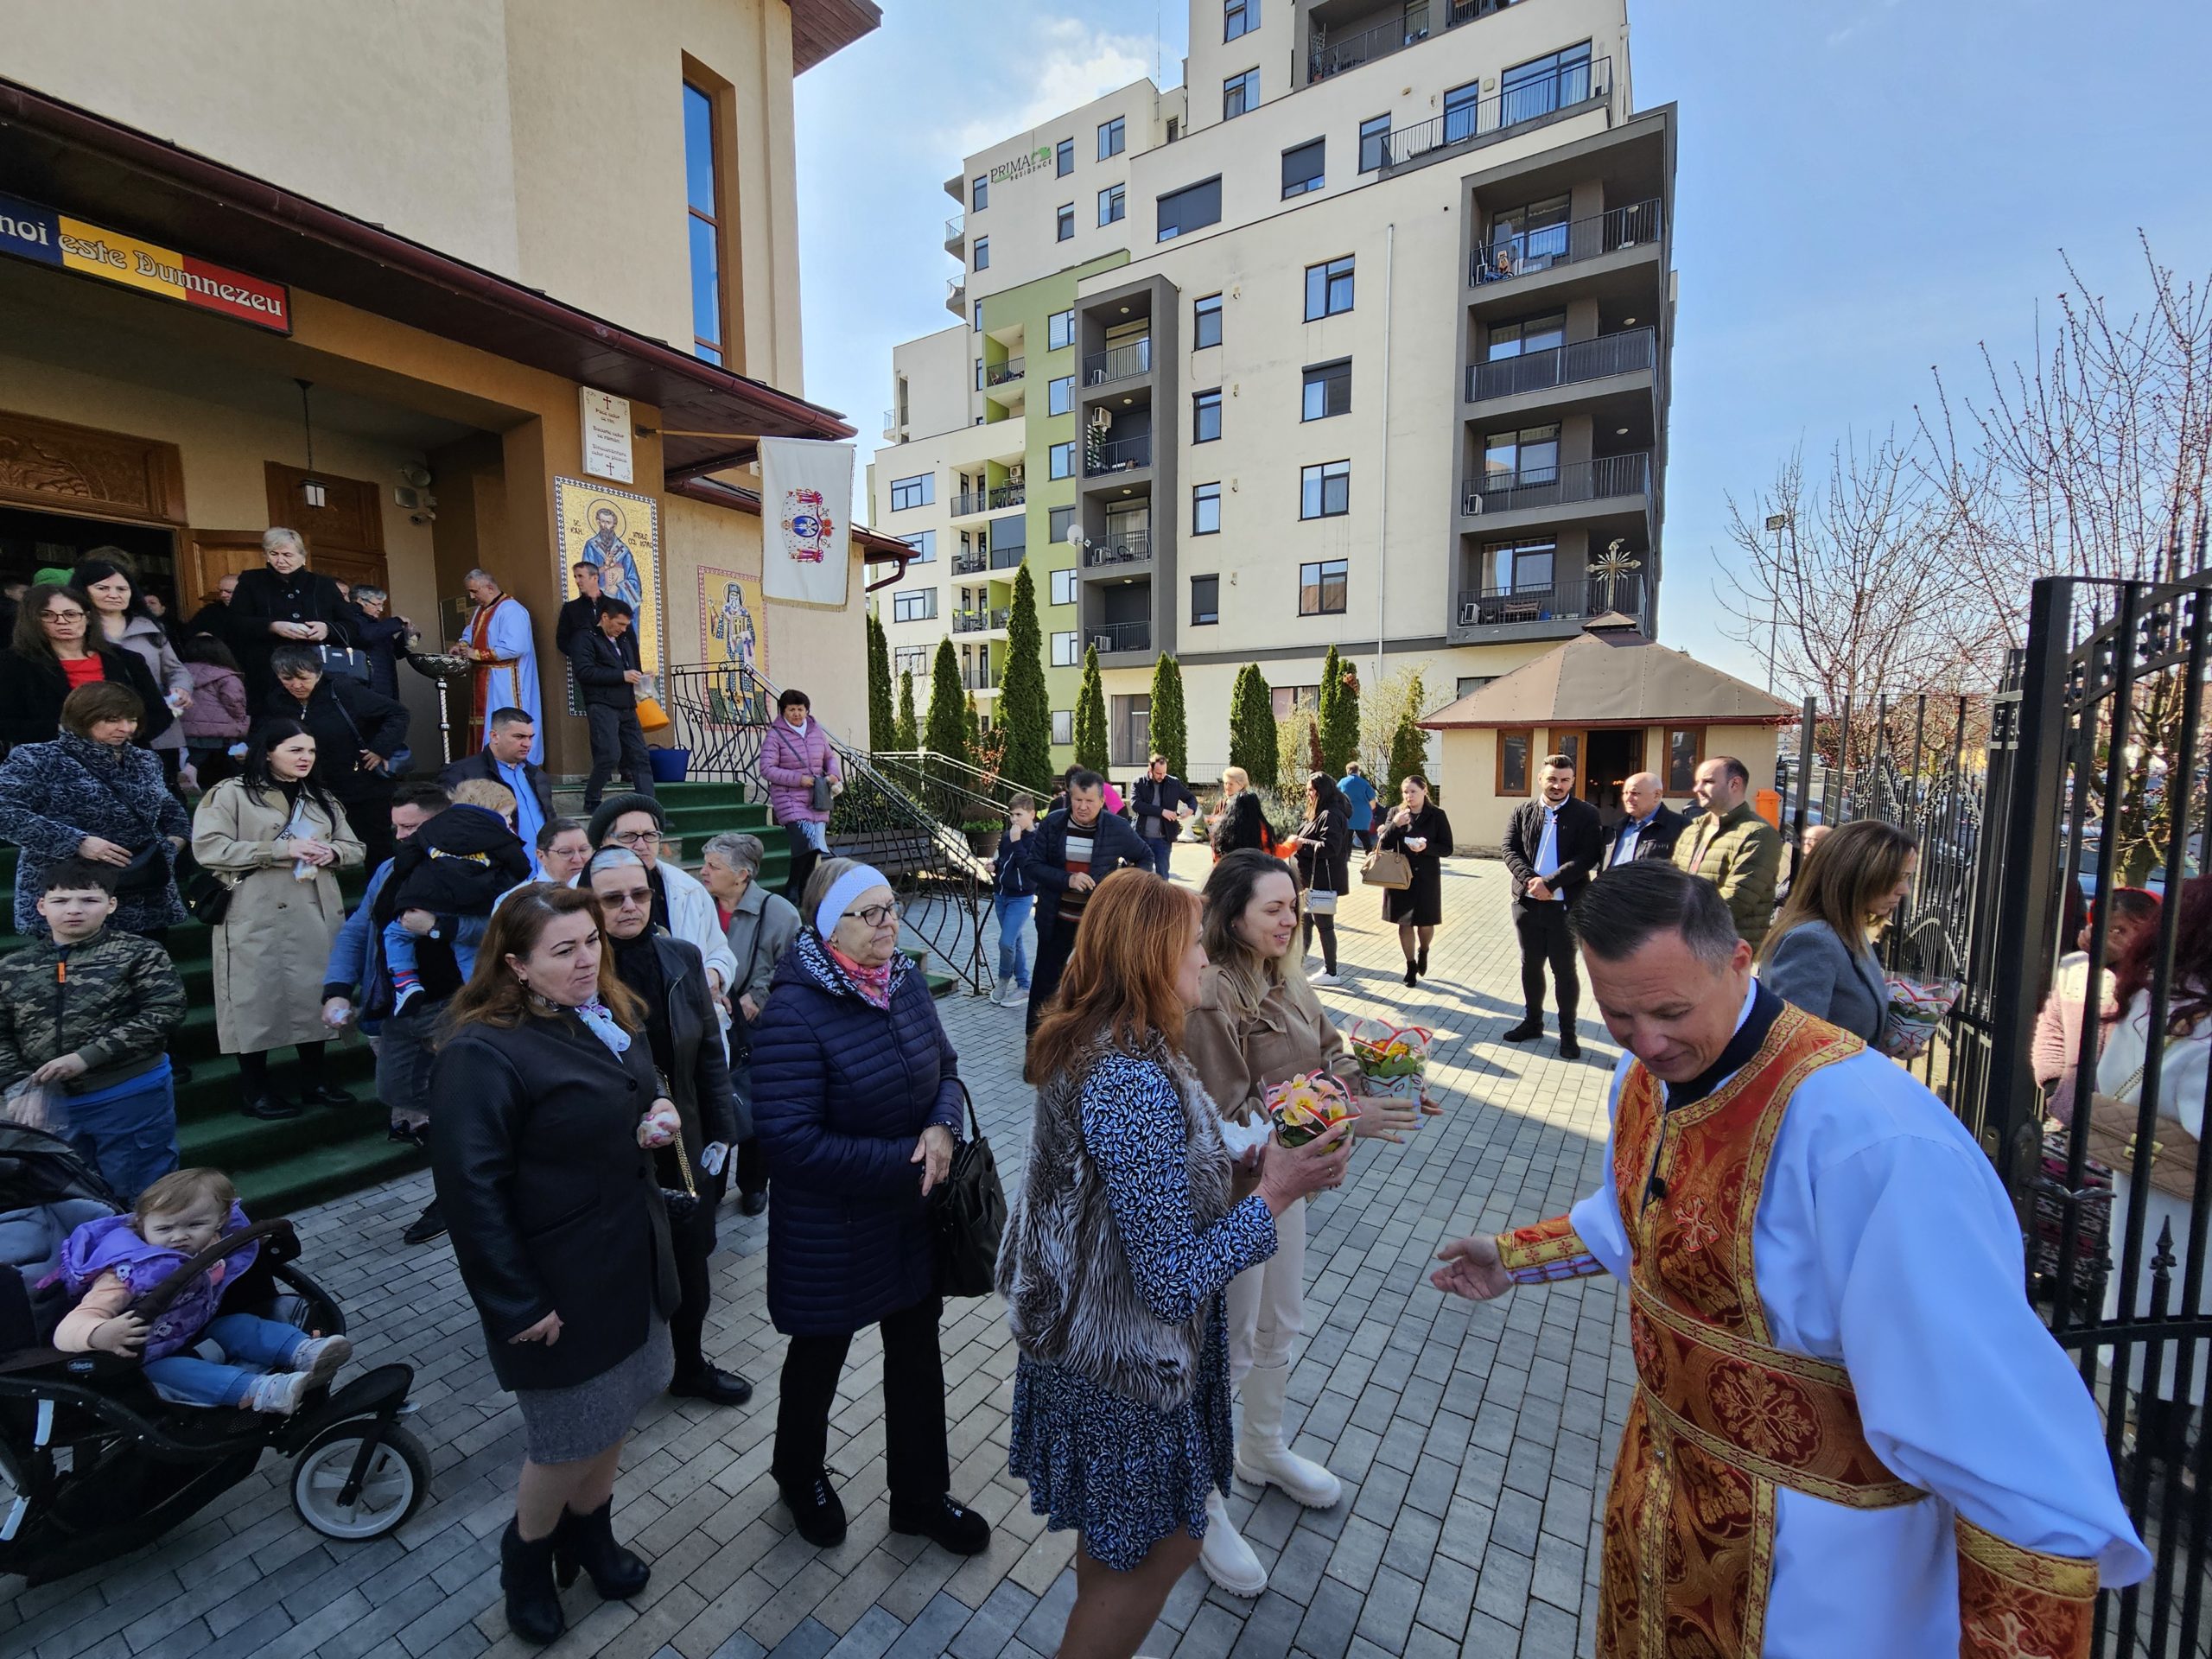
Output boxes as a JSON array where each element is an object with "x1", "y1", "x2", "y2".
[
  {"x1": 1347, "y1": 1018, "x2": 1442, "y2": 1102},
  {"x1": 1882, "y1": 975, "x2": 1960, "y2": 1061},
  {"x1": 1265, "y1": 1070, "x2": 1357, "y2": 1148}
]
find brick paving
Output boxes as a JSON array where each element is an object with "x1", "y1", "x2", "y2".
[{"x1": 1, "y1": 847, "x2": 1631, "y2": 1659}]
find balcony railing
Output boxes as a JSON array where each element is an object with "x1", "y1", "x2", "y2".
[
  {"x1": 1466, "y1": 327, "x2": 1655, "y2": 403},
  {"x1": 953, "y1": 550, "x2": 988, "y2": 575},
  {"x1": 1456, "y1": 571, "x2": 1644, "y2": 629},
  {"x1": 990, "y1": 607, "x2": 1010, "y2": 629},
  {"x1": 1462, "y1": 452, "x2": 1650, "y2": 517},
  {"x1": 989, "y1": 542, "x2": 1026, "y2": 570},
  {"x1": 1088, "y1": 620, "x2": 1153, "y2": 654},
  {"x1": 951, "y1": 482, "x2": 1026, "y2": 516},
  {"x1": 944, "y1": 213, "x2": 964, "y2": 250},
  {"x1": 945, "y1": 276, "x2": 966, "y2": 317},
  {"x1": 1081, "y1": 339, "x2": 1151, "y2": 385},
  {"x1": 1306, "y1": 0, "x2": 1519, "y2": 81},
  {"x1": 881, "y1": 408, "x2": 902, "y2": 441},
  {"x1": 1085, "y1": 435, "x2": 1152, "y2": 475},
  {"x1": 1083, "y1": 532, "x2": 1154, "y2": 569},
  {"x1": 961, "y1": 670, "x2": 995, "y2": 692},
  {"x1": 986, "y1": 357, "x2": 1026, "y2": 386},
  {"x1": 951, "y1": 611, "x2": 988, "y2": 634},
  {"x1": 1471, "y1": 197, "x2": 1661, "y2": 286},
  {"x1": 1381, "y1": 54, "x2": 1611, "y2": 175}
]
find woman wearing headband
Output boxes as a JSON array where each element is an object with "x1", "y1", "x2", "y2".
[{"x1": 749, "y1": 858, "x2": 988, "y2": 1559}]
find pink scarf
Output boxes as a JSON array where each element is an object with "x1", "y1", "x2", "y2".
[{"x1": 828, "y1": 941, "x2": 895, "y2": 1009}]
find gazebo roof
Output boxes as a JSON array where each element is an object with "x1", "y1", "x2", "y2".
[{"x1": 1421, "y1": 621, "x2": 1796, "y2": 729}]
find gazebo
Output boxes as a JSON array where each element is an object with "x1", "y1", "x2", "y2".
[{"x1": 1418, "y1": 614, "x2": 1796, "y2": 850}]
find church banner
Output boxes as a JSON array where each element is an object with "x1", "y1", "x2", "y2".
[
  {"x1": 758, "y1": 436, "x2": 852, "y2": 607},
  {"x1": 555, "y1": 476, "x2": 662, "y2": 677}
]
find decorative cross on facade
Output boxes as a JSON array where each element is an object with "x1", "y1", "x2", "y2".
[{"x1": 1588, "y1": 539, "x2": 1643, "y2": 612}]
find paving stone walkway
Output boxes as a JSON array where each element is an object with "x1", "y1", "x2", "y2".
[{"x1": 2, "y1": 848, "x2": 1631, "y2": 1659}]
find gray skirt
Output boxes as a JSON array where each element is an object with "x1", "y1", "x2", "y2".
[{"x1": 514, "y1": 1319, "x2": 673, "y2": 1464}]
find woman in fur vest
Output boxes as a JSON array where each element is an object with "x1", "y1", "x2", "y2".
[{"x1": 1000, "y1": 868, "x2": 1352, "y2": 1659}]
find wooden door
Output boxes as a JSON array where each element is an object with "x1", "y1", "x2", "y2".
[
  {"x1": 188, "y1": 530, "x2": 267, "y2": 607},
  {"x1": 263, "y1": 461, "x2": 387, "y2": 592}
]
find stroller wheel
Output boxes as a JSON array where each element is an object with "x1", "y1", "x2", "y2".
[{"x1": 290, "y1": 1421, "x2": 430, "y2": 1541}]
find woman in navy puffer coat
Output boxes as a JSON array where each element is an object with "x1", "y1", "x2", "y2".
[{"x1": 750, "y1": 859, "x2": 990, "y2": 1560}]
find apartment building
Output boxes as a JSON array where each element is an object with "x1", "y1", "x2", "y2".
[{"x1": 870, "y1": 0, "x2": 1676, "y2": 792}]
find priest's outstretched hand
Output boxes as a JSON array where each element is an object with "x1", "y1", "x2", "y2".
[{"x1": 1432, "y1": 1235, "x2": 1511, "y2": 1301}]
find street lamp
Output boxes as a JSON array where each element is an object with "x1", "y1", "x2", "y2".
[{"x1": 1763, "y1": 512, "x2": 1789, "y2": 695}]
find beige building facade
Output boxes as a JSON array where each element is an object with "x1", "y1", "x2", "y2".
[
  {"x1": 872, "y1": 0, "x2": 1676, "y2": 789},
  {"x1": 0, "y1": 0, "x2": 886, "y2": 772}
]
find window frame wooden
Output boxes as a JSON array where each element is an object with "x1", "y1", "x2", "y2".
[{"x1": 1495, "y1": 728, "x2": 1535, "y2": 796}]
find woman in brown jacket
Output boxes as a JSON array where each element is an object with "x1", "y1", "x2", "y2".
[{"x1": 1182, "y1": 849, "x2": 1436, "y2": 1597}]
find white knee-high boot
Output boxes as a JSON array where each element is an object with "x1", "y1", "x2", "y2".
[
  {"x1": 1234, "y1": 1360, "x2": 1341, "y2": 1508},
  {"x1": 1198, "y1": 1485, "x2": 1267, "y2": 1597}
]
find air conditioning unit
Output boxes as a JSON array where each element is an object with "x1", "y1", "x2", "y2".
[{"x1": 1458, "y1": 600, "x2": 1480, "y2": 626}]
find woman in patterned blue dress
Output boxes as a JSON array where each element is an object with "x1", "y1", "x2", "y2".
[{"x1": 999, "y1": 869, "x2": 1353, "y2": 1658}]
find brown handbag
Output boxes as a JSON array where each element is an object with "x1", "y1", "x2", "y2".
[
  {"x1": 1361, "y1": 849, "x2": 1413, "y2": 890},
  {"x1": 2085, "y1": 1060, "x2": 2202, "y2": 1202}
]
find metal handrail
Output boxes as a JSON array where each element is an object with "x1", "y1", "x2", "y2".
[
  {"x1": 1466, "y1": 327, "x2": 1655, "y2": 402},
  {"x1": 989, "y1": 543, "x2": 1026, "y2": 569},
  {"x1": 1088, "y1": 620, "x2": 1153, "y2": 653},
  {"x1": 1382, "y1": 54, "x2": 1611, "y2": 174},
  {"x1": 1455, "y1": 572, "x2": 1644, "y2": 626},
  {"x1": 944, "y1": 213, "x2": 963, "y2": 244},
  {"x1": 952, "y1": 550, "x2": 987, "y2": 575},
  {"x1": 1308, "y1": 4, "x2": 1428, "y2": 79},
  {"x1": 1081, "y1": 339, "x2": 1151, "y2": 385},
  {"x1": 951, "y1": 611, "x2": 988, "y2": 633},
  {"x1": 1083, "y1": 534, "x2": 1154, "y2": 568},
  {"x1": 986, "y1": 357, "x2": 1026, "y2": 386},
  {"x1": 1461, "y1": 451, "x2": 1650, "y2": 516},
  {"x1": 952, "y1": 482, "x2": 1025, "y2": 516},
  {"x1": 1471, "y1": 195, "x2": 1660, "y2": 286},
  {"x1": 1085, "y1": 435, "x2": 1152, "y2": 474}
]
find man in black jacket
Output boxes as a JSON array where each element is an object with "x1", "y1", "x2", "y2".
[
  {"x1": 554, "y1": 561, "x2": 603, "y2": 659},
  {"x1": 1599, "y1": 770, "x2": 1688, "y2": 871},
  {"x1": 1128, "y1": 753, "x2": 1198, "y2": 879},
  {"x1": 1024, "y1": 770, "x2": 1150, "y2": 1037},
  {"x1": 1501, "y1": 753, "x2": 1604, "y2": 1058},
  {"x1": 440, "y1": 708, "x2": 554, "y2": 850},
  {"x1": 267, "y1": 644, "x2": 411, "y2": 872},
  {"x1": 568, "y1": 596, "x2": 656, "y2": 810}
]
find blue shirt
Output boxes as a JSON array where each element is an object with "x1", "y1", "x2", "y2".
[
  {"x1": 1338, "y1": 772, "x2": 1378, "y2": 831},
  {"x1": 1611, "y1": 810, "x2": 1658, "y2": 867},
  {"x1": 497, "y1": 760, "x2": 545, "y2": 852}
]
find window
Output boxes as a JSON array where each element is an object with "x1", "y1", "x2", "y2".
[
  {"x1": 1047, "y1": 308, "x2": 1075, "y2": 350},
  {"x1": 1497, "y1": 729, "x2": 1533, "y2": 795},
  {"x1": 1057, "y1": 137, "x2": 1075, "y2": 176},
  {"x1": 1191, "y1": 575, "x2": 1219, "y2": 626},
  {"x1": 1049, "y1": 375, "x2": 1074, "y2": 416},
  {"x1": 1224, "y1": 69, "x2": 1259, "y2": 121},
  {"x1": 1483, "y1": 537, "x2": 1558, "y2": 594},
  {"x1": 1098, "y1": 116, "x2": 1125, "y2": 160},
  {"x1": 894, "y1": 646, "x2": 929, "y2": 681},
  {"x1": 893, "y1": 589, "x2": 937, "y2": 623},
  {"x1": 974, "y1": 299, "x2": 983, "y2": 331},
  {"x1": 973, "y1": 235, "x2": 989, "y2": 270},
  {"x1": 1484, "y1": 424, "x2": 1560, "y2": 487},
  {"x1": 1270, "y1": 685, "x2": 1322, "y2": 721},
  {"x1": 1225, "y1": 0, "x2": 1255, "y2": 40},
  {"x1": 1157, "y1": 177, "x2": 1222, "y2": 242},
  {"x1": 1502, "y1": 41, "x2": 1594, "y2": 127},
  {"x1": 1052, "y1": 569, "x2": 1078, "y2": 606},
  {"x1": 1192, "y1": 388, "x2": 1223, "y2": 443},
  {"x1": 890, "y1": 472, "x2": 933, "y2": 511},
  {"x1": 1050, "y1": 442, "x2": 1076, "y2": 480},
  {"x1": 1057, "y1": 204, "x2": 1075, "y2": 242},
  {"x1": 1300, "y1": 460, "x2": 1350, "y2": 519},
  {"x1": 1665, "y1": 727, "x2": 1704, "y2": 793},
  {"x1": 1048, "y1": 505, "x2": 1075, "y2": 545},
  {"x1": 1098, "y1": 183, "x2": 1125, "y2": 226},
  {"x1": 1051, "y1": 630, "x2": 1079, "y2": 668},
  {"x1": 1193, "y1": 293, "x2": 1223, "y2": 350},
  {"x1": 899, "y1": 531, "x2": 936, "y2": 563},
  {"x1": 1299, "y1": 559, "x2": 1347, "y2": 615},
  {"x1": 975, "y1": 356, "x2": 984, "y2": 391},
  {"x1": 1281, "y1": 138, "x2": 1325, "y2": 199},
  {"x1": 1166, "y1": 116, "x2": 1180, "y2": 143},
  {"x1": 1192, "y1": 482, "x2": 1221, "y2": 535},
  {"x1": 1052, "y1": 709, "x2": 1074, "y2": 746},
  {"x1": 1304, "y1": 255, "x2": 1354, "y2": 320},
  {"x1": 1488, "y1": 195, "x2": 1572, "y2": 272},
  {"x1": 1357, "y1": 113, "x2": 1390, "y2": 174},
  {"x1": 1485, "y1": 312, "x2": 1567, "y2": 359},
  {"x1": 972, "y1": 176, "x2": 988, "y2": 211},
  {"x1": 1301, "y1": 359, "x2": 1351, "y2": 422},
  {"x1": 682, "y1": 82, "x2": 727, "y2": 364},
  {"x1": 1444, "y1": 79, "x2": 1480, "y2": 144},
  {"x1": 1456, "y1": 676, "x2": 1496, "y2": 699}
]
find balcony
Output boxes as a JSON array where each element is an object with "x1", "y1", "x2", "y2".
[
  {"x1": 1471, "y1": 198, "x2": 1661, "y2": 287},
  {"x1": 951, "y1": 481, "x2": 1026, "y2": 517},
  {"x1": 951, "y1": 610, "x2": 988, "y2": 634},
  {"x1": 944, "y1": 213, "x2": 964, "y2": 254},
  {"x1": 881, "y1": 408, "x2": 903, "y2": 442},
  {"x1": 1085, "y1": 435, "x2": 1152, "y2": 476},
  {"x1": 1466, "y1": 327, "x2": 1655, "y2": 404},
  {"x1": 1083, "y1": 532, "x2": 1154, "y2": 569},
  {"x1": 945, "y1": 276, "x2": 966, "y2": 318},
  {"x1": 1081, "y1": 339, "x2": 1151, "y2": 386},
  {"x1": 953, "y1": 549, "x2": 988, "y2": 575},
  {"x1": 1306, "y1": 0, "x2": 1518, "y2": 81},
  {"x1": 1088, "y1": 620, "x2": 1153, "y2": 655},
  {"x1": 990, "y1": 542, "x2": 1025, "y2": 570},
  {"x1": 986, "y1": 357, "x2": 1026, "y2": 386},
  {"x1": 1462, "y1": 453, "x2": 1650, "y2": 518},
  {"x1": 1380, "y1": 55, "x2": 1611, "y2": 177},
  {"x1": 962, "y1": 670, "x2": 996, "y2": 692},
  {"x1": 1457, "y1": 572, "x2": 1645, "y2": 630}
]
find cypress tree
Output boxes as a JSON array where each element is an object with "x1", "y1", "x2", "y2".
[
  {"x1": 894, "y1": 669, "x2": 918, "y2": 752},
  {"x1": 865, "y1": 611, "x2": 893, "y2": 751},
  {"x1": 1229, "y1": 663, "x2": 1278, "y2": 789},
  {"x1": 1386, "y1": 671, "x2": 1430, "y2": 796},
  {"x1": 1319, "y1": 645, "x2": 1359, "y2": 778},
  {"x1": 1147, "y1": 653, "x2": 1188, "y2": 782},
  {"x1": 1073, "y1": 644, "x2": 1109, "y2": 772},
  {"x1": 996, "y1": 563, "x2": 1052, "y2": 792},
  {"x1": 964, "y1": 690, "x2": 982, "y2": 754},
  {"x1": 925, "y1": 636, "x2": 969, "y2": 766}
]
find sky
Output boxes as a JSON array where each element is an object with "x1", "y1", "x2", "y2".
[{"x1": 795, "y1": 0, "x2": 2212, "y2": 687}]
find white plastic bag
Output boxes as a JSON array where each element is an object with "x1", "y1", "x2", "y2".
[{"x1": 3, "y1": 1078, "x2": 61, "y2": 1135}]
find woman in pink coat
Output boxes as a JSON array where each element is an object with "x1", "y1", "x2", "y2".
[{"x1": 760, "y1": 686, "x2": 842, "y2": 899}]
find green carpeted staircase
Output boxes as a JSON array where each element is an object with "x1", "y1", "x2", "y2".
[{"x1": 0, "y1": 781, "x2": 952, "y2": 1217}]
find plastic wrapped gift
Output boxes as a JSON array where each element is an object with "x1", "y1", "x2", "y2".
[
  {"x1": 1347, "y1": 1019, "x2": 1448, "y2": 1101},
  {"x1": 1264, "y1": 1070, "x2": 1357, "y2": 1147},
  {"x1": 1882, "y1": 974, "x2": 1960, "y2": 1059}
]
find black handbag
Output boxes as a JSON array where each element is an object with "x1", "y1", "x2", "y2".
[
  {"x1": 932, "y1": 1082, "x2": 1007, "y2": 1299},
  {"x1": 318, "y1": 644, "x2": 370, "y2": 683},
  {"x1": 68, "y1": 753, "x2": 173, "y2": 895},
  {"x1": 179, "y1": 861, "x2": 234, "y2": 925}
]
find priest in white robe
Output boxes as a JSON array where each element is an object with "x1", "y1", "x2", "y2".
[
  {"x1": 1433, "y1": 861, "x2": 2150, "y2": 1659},
  {"x1": 456, "y1": 568, "x2": 543, "y2": 765}
]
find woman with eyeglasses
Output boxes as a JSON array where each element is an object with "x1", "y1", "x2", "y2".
[
  {"x1": 0, "y1": 582, "x2": 176, "y2": 755},
  {"x1": 748, "y1": 857, "x2": 988, "y2": 1560},
  {"x1": 73, "y1": 553, "x2": 194, "y2": 792}
]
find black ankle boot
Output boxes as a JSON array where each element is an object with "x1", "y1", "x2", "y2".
[
  {"x1": 1416, "y1": 945, "x2": 1429, "y2": 975},
  {"x1": 499, "y1": 1519, "x2": 566, "y2": 1644},
  {"x1": 552, "y1": 1498, "x2": 651, "y2": 1599},
  {"x1": 1403, "y1": 960, "x2": 1417, "y2": 988}
]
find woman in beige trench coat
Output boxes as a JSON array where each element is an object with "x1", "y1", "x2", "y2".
[{"x1": 190, "y1": 718, "x2": 365, "y2": 1122}]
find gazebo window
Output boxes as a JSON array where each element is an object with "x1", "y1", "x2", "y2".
[
  {"x1": 1665, "y1": 727, "x2": 1703, "y2": 793},
  {"x1": 1497, "y1": 729, "x2": 1533, "y2": 795}
]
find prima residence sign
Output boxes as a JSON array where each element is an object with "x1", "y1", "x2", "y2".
[
  {"x1": 988, "y1": 144, "x2": 1056, "y2": 188},
  {"x1": 0, "y1": 190, "x2": 292, "y2": 334}
]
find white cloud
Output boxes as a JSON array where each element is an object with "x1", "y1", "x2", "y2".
[{"x1": 938, "y1": 17, "x2": 1160, "y2": 161}]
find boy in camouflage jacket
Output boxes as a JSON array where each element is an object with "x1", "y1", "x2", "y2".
[{"x1": 0, "y1": 857, "x2": 187, "y2": 1201}]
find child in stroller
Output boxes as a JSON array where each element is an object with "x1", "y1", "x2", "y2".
[
  {"x1": 375, "y1": 779, "x2": 532, "y2": 1013},
  {"x1": 55, "y1": 1166, "x2": 352, "y2": 1414}
]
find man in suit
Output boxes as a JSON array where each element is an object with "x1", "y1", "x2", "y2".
[
  {"x1": 440, "y1": 707, "x2": 554, "y2": 853},
  {"x1": 1023, "y1": 770, "x2": 1150, "y2": 1038},
  {"x1": 568, "y1": 596, "x2": 657, "y2": 810},
  {"x1": 1128, "y1": 753, "x2": 1198, "y2": 879},
  {"x1": 1601, "y1": 771, "x2": 1688, "y2": 870},
  {"x1": 1501, "y1": 753, "x2": 1604, "y2": 1058},
  {"x1": 1673, "y1": 754, "x2": 1784, "y2": 950}
]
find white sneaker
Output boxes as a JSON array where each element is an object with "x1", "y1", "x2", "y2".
[
  {"x1": 292, "y1": 1334, "x2": 353, "y2": 1391},
  {"x1": 987, "y1": 977, "x2": 1007, "y2": 1005},
  {"x1": 243, "y1": 1371, "x2": 310, "y2": 1415},
  {"x1": 1001, "y1": 985, "x2": 1029, "y2": 1008},
  {"x1": 1312, "y1": 971, "x2": 1343, "y2": 986}
]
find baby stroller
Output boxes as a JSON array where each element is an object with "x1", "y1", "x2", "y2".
[{"x1": 0, "y1": 1124, "x2": 428, "y2": 1585}]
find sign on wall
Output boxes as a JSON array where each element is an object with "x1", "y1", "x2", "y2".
[
  {"x1": 757, "y1": 436, "x2": 853, "y2": 608},
  {"x1": 556, "y1": 476, "x2": 662, "y2": 676},
  {"x1": 0, "y1": 189, "x2": 290, "y2": 334},
  {"x1": 579, "y1": 388, "x2": 633, "y2": 483},
  {"x1": 696, "y1": 564, "x2": 767, "y2": 722}
]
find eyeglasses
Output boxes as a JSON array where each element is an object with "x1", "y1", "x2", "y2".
[
  {"x1": 606, "y1": 886, "x2": 652, "y2": 906},
  {"x1": 842, "y1": 902, "x2": 899, "y2": 928},
  {"x1": 41, "y1": 608, "x2": 86, "y2": 623},
  {"x1": 607, "y1": 829, "x2": 660, "y2": 847}
]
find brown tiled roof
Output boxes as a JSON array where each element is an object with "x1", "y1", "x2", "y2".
[{"x1": 1421, "y1": 626, "x2": 1796, "y2": 729}]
